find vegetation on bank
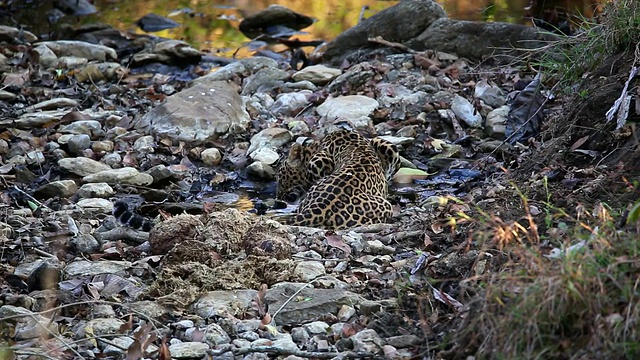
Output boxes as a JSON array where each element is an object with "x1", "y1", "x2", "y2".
[
  {"x1": 438, "y1": 1, "x2": 640, "y2": 358},
  {"x1": 537, "y1": 0, "x2": 640, "y2": 95}
]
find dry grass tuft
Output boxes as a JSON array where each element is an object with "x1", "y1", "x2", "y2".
[{"x1": 447, "y1": 194, "x2": 640, "y2": 359}]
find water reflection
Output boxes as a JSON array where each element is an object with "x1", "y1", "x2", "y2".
[{"x1": 70, "y1": 0, "x2": 601, "y2": 57}]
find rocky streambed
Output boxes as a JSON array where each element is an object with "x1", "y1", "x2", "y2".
[{"x1": 0, "y1": 0, "x2": 599, "y2": 359}]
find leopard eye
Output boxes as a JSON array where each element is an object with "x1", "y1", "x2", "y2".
[{"x1": 284, "y1": 193, "x2": 299, "y2": 203}]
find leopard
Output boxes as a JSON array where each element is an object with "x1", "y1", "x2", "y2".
[{"x1": 276, "y1": 129, "x2": 401, "y2": 230}]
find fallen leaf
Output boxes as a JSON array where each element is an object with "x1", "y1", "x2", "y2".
[
  {"x1": 569, "y1": 135, "x2": 589, "y2": 151},
  {"x1": 505, "y1": 73, "x2": 545, "y2": 144},
  {"x1": 393, "y1": 167, "x2": 431, "y2": 184},
  {"x1": 325, "y1": 233, "x2": 351, "y2": 256}
]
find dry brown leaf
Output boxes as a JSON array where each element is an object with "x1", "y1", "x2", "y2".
[
  {"x1": 325, "y1": 233, "x2": 351, "y2": 256},
  {"x1": 424, "y1": 234, "x2": 433, "y2": 248},
  {"x1": 570, "y1": 135, "x2": 589, "y2": 151},
  {"x1": 158, "y1": 339, "x2": 172, "y2": 360}
]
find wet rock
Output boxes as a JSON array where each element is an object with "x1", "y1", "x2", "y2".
[
  {"x1": 249, "y1": 147, "x2": 279, "y2": 165},
  {"x1": 0, "y1": 25, "x2": 38, "y2": 43},
  {"x1": 55, "y1": 0, "x2": 97, "y2": 16},
  {"x1": 266, "y1": 284, "x2": 362, "y2": 326},
  {"x1": 201, "y1": 148, "x2": 222, "y2": 166},
  {"x1": 70, "y1": 234, "x2": 101, "y2": 253},
  {"x1": 317, "y1": 95, "x2": 378, "y2": 130},
  {"x1": 246, "y1": 161, "x2": 276, "y2": 180},
  {"x1": 34, "y1": 180, "x2": 78, "y2": 199},
  {"x1": 191, "y1": 290, "x2": 258, "y2": 318},
  {"x1": 248, "y1": 127, "x2": 292, "y2": 155},
  {"x1": 59, "y1": 120, "x2": 105, "y2": 137},
  {"x1": 64, "y1": 260, "x2": 131, "y2": 277},
  {"x1": 136, "y1": 13, "x2": 180, "y2": 32},
  {"x1": 271, "y1": 91, "x2": 312, "y2": 117},
  {"x1": 407, "y1": 18, "x2": 557, "y2": 63},
  {"x1": 293, "y1": 261, "x2": 325, "y2": 281},
  {"x1": 323, "y1": 0, "x2": 446, "y2": 65},
  {"x1": 58, "y1": 157, "x2": 111, "y2": 176},
  {"x1": 451, "y1": 94, "x2": 483, "y2": 128},
  {"x1": 67, "y1": 134, "x2": 91, "y2": 155},
  {"x1": 82, "y1": 167, "x2": 154, "y2": 186},
  {"x1": 0, "y1": 305, "x2": 59, "y2": 340},
  {"x1": 241, "y1": 67, "x2": 290, "y2": 96},
  {"x1": 34, "y1": 41, "x2": 117, "y2": 62},
  {"x1": 485, "y1": 105, "x2": 509, "y2": 139},
  {"x1": 292, "y1": 65, "x2": 341, "y2": 85},
  {"x1": 239, "y1": 5, "x2": 315, "y2": 39},
  {"x1": 352, "y1": 329, "x2": 384, "y2": 353},
  {"x1": 136, "y1": 81, "x2": 250, "y2": 144}
]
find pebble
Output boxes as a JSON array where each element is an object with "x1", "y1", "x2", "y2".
[
  {"x1": 246, "y1": 161, "x2": 275, "y2": 180},
  {"x1": 77, "y1": 182, "x2": 114, "y2": 198},
  {"x1": 34, "y1": 180, "x2": 77, "y2": 199},
  {"x1": 451, "y1": 94, "x2": 483, "y2": 128},
  {"x1": 168, "y1": 342, "x2": 209, "y2": 359},
  {"x1": 293, "y1": 261, "x2": 326, "y2": 281},
  {"x1": 67, "y1": 134, "x2": 92, "y2": 155},
  {"x1": 201, "y1": 148, "x2": 222, "y2": 166},
  {"x1": 82, "y1": 167, "x2": 154, "y2": 186},
  {"x1": 76, "y1": 198, "x2": 113, "y2": 213},
  {"x1": 58, "y1": 157, "x2": 111, "y2": 176}
]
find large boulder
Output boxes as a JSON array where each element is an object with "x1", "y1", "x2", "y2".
[
  {"x1": 134, "y1": 80, "x2": 250, "y2": 144},
  {"x1": 406, "y1": 18, "x2": 558, "y2": 62},
  {"x1": 322, "y1": 0, "x2": 446, "y2": 65}
]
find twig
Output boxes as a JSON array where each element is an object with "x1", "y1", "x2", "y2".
[
  {"x1": 34, "y1": 248, "x2": 56, "y2": 257},
  {"x1": 209, "y1": 345, "x2": 379, "y2": 359},
  {"x1": 368, "y1": 36, "x2": 415, "y2": 54},
  {"x1": 94, "y1": 226, "x2": 149, "y2": 244},
  {"x1": 12, "y1": 185, "x2": 51, "y2": 211},
  {"x1": 292, "y1": 255, "x2": 343, "y2": 262},
  {"x1": 270, "y1": 283, "x2": 313, "y2": 321},
  {"x1": 24, "y1": 312, "x2": 85, "y2": 359},
  {"x1": 379, "y1": 230, "x2": 424, "y2": 244}
]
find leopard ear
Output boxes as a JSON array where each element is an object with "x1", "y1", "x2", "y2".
[
  {"x1": 288, "y1": 143, "x2": 304, "y2": 161},
  {"x1": 286, "y1": 143, "x2": 305, "y2": 167}
]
